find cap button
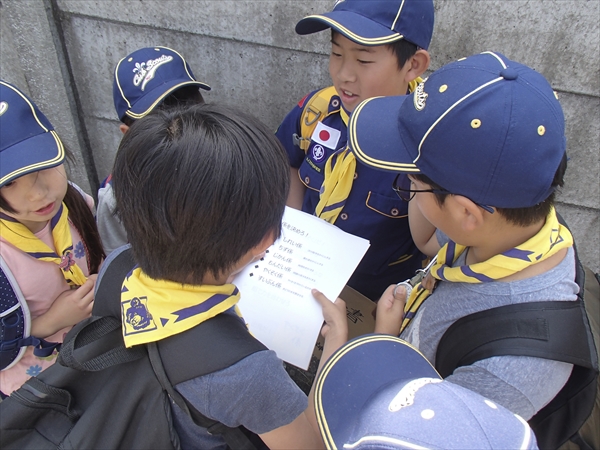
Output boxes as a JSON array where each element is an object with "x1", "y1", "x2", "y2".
[{"x1": 500, "y1": 68, "x2": 518, "y2": 80}]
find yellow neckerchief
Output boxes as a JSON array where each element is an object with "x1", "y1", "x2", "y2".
[
  {"x1": 401, "y1": 207, "x2": 573, "y2": 332},
  {"x1": 315, "y1": 78, "x2": 422, "y2": 223},
  {"x1": 120, "y1": 267, "x2": 243, "y2": 347},
  {"x1": 0, "y1": 203, "x2": 87, "y2": 286}
]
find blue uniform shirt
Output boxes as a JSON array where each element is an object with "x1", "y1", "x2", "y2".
[{"x1": 276, "y1": 88, "x2": 425, "y2": 301}]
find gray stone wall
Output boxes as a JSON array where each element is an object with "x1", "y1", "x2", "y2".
[{"x1": 1, "y1": 0, "x2": 598, "y2": 272}]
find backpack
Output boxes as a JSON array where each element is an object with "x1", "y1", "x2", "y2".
[
  {"x1": 0, "y1": 256, "x2": 61, "y2": 372},
  {"x1": 292, "y1": 86, "x2": 340, "y2": 152},
  {"x1": 0, "y1": 248, "x2": 267, "y2": 450},
  {"x1": 435, "y1": 236, "x2": 600, "y2": 450}
]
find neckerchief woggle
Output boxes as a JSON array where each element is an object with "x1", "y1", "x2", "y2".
[
  {"x1": 315, "y1": 78, "x2": 422, "y2": 224},
  {"x1": 0, "y1": 203, "x2": 87, "y2": 286},
  {"x1": 401, "y1": 207, "x2": 573, "y2": 332},
  {"x1": 120, "y1": 267, "x2": 243, "y2": 347}
]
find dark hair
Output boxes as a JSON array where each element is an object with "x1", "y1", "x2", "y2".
[
  {"x1": 386, "y1": 39, "x2": 419, "y2": 70},
  {"x1": 412, "y1": 152, "x2": 568, "y2": 227},
  {"x1": 121, "y1": 85, "x2": 205, "y2": 126},
  {"x1": 0, "y1": 168, "x2": 105, "y2": 275},
  {"x1": 331, "y1": 30, "x2": 418, "y2": 70},
  {"x1": 112, "y1": 103, "x2": 290, "y2": 284}
]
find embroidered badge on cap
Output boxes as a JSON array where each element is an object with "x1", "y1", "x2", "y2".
[
  {"x1": 414, "y1": 81, "x2": 428, "y2": 111},
  {"x1": 133, "y1": 54, "x2": 174, "y2": 91},
  {"x1": 311, "y1": 121, "x2": 341, "y2": 149}
]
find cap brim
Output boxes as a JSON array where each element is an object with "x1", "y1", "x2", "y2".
[
  {"x1": 0, "y1": 130, "x2": 65, "y2": 187},
  {"x1": 296, "y1": 12, "x2": 403, "y2": 46},
  {"x1": 349, "y1": 96, "x2": 419, "y2": 173},
  {"x1": 314, "y1": 335, "x2": 440, "y2": 450},
  {"x1": 125, "y1": 79, "x2": 211, "y2": 120}
]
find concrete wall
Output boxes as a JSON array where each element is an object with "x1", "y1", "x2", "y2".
[{"x1": 1, "y1": 0, "x2": 598, "y2": 272}]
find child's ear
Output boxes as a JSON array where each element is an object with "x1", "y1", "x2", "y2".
[
  {"x1": 452, "y1": 195, "x2": 485, "y2": 232},
  {"x1": 253, "y1": 230, "x2": 277, "y2": 255},
  {"x1": 119, "y1": 124, "x2": 130, "y2": 135},
  {"x1": 404, "y1": 49, "x2": 431, "y2": 82}
]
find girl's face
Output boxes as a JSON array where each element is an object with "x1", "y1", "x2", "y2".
[{"x1": 0, "y1": 165, "x2": 68, "y2": 233}]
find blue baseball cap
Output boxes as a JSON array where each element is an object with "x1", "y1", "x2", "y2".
[
  {"x1": 0, "y1": 80, "x2": 65, "y2": 188},
  {"x1": 315, "y1": 334, "x2": 538, "y2": 450},
  {"x1": 296, "y1": 0, "x2": 434, "y2": 49},
  {"x1": 113, "y1": 46, "x2": 211, "y2": 122},
  {"x1": 348, "y1": 51, "x2": 566, "y2": 209}
]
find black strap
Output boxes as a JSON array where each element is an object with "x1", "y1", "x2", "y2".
[
  {"x1": 148, "y1": 343, "x2": 257, "y2": 450},
  {"x1": 92, "y1": 247, "x2": 136, "y2": 318},
  {"x1": 57, "y1": 316, "x2": 146, "y2": 371},
  {"x1": 159, "y1": 313, "x2": 267, "y2": 385},
  {"x1": 435, "y1": 300, "x2": 595, "y2": 378}
]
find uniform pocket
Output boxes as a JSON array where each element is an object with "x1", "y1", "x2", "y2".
[{"x1": 365, "y1": 191, "x2": 408, "y2": 219}]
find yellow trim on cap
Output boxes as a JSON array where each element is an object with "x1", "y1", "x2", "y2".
[
  {"x1": 124, "y1": 81, "x2": 209, "y2": 119},
  {"x1": 390, "y1": 0, "x2": 406, "y2": 31},
  {"x1": 114, "y1": 55, "x2": 132, "y2": 109},
  {"x1": 304, "y1": 15, "x2": 403, "y2": 45},
  {"x1": 349, "y1": 98, "x2": 419, "y2": 172},
  {"x1": 481, "y1": 51, "x2": 508, "y2": 69},
  {"x1": 0, "y1": 130, "x2": 65, "y2": 186},
  {"x1": 168, "y1": 47, "x2": 196, "y2": 81},
  {"x1": 0, "y1": 81, "x2": 49, "y2": 132},
  {"x1": 415, "y1": 77, "x2": 504, "y2": 163},
  {"x1": 314, "y1": 335, "x2": 435, "y2": 450}
]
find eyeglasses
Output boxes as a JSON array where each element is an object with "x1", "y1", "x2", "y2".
[
  {"x1": 392, "y1": 174, "x2": 495, "y2": 214},
  {"x1": 392, "y1": 174, "x2": 449, "y2": 202}
]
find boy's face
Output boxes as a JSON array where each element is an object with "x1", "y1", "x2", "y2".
[
  {"x1": 329, "y1": 32, "x2": 412, "y2": 112},
  {"x1": 408, "y1": 175, "x2": 463, "y2": 243}
]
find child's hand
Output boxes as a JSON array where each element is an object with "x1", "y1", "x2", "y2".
[
  {"x1": 311, "y1": 289, "x2": 348, "y2": 342},
  {"x1": 374, "y1": 283, "x2": 407, "y2": 335},
  {"x1": 30, "y1": 275, "x2": 98, "y2": 338}
]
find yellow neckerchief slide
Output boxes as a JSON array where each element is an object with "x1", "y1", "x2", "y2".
[
  {"x1": 120, "y1": 267, "x2": 242, "y2": 347},
  {"x1": 315, "y1": 78, "x2": 422, "y2": 224},
  {"x1": 401, "y1": 207, "x2": 573, "y2": 332},
  {"x1": 0, "y1": 203, "x2": 87, "y2": 286}
]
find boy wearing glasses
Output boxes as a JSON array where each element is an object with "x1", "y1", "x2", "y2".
[
  {"x1": 276, "y1": 0, "x2": 433, "y2": 301},
  {"x1": 348, "y1": 52, "x2": 578, "y2": 424}
]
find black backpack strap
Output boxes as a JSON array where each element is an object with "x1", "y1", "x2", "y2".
[
  {"x1": 148, "y1": 343, "x2": 257, "y2": 450},
  {"x1": 92, "y1": 246, "x2": 136, "y2": 318},
  {"x1": 435, "y1": 300, "x2": 595, "y2": 378},
  {"x1": 57, "y1": 316, "x2": 146, "y2": 371},
  {"x1": 158, "y1": 313, "x2": 267, "y2": 384}
]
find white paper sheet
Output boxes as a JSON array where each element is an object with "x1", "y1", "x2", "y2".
[{"x1": 235, "y1": 207, "x2": 370, "y2": 369}]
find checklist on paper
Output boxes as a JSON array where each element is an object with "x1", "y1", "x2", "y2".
[{"x1": 235, "y1": 206, "x2": 370, "y2": 369}]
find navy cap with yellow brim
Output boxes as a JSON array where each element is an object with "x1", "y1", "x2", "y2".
[
  {"x1": 113, "y1": 46, "x2": 211, "y2": 122},
  {"x1": 348, "y1": 51, "x2": 567, "y2": 209},
  {"x1": 0, "y1": 80, "x2": 65, "y2": 188},
  {"x1": 314, "y1": 335, "x2": 440, "y2": 450},
  {"x1": 314, "y1": 334, "x2": 538, "y2": 450},
  {"x1": 295, "y1": 0, "x2": 434, "y2": 49}
]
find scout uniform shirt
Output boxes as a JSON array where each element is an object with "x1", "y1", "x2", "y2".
[{"x1": 276, "y1": 88, "x2": 424, "y2": 301}]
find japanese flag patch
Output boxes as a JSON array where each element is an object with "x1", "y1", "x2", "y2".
[{"x1": 311, "y1": 121, "x2": 341, "y2": 149}]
